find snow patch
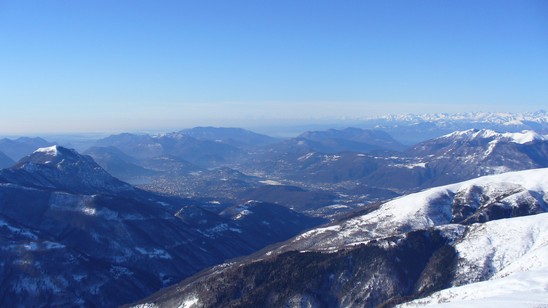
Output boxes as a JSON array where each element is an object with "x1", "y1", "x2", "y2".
[
  {"x1": 132, "y1": 304, "x2": 159, "y2": 308},
  {"x1": 202, "y1": 224, "x2": 242, "y2": 237},
  {"x1": 234, "y1": 210, "x2": 252, "y2": 220},
  {"x1": 178, "y1": 296, "x2": 199, "y2": 308},
  {"x1": 323, "y1": 155, "x2": 341, "y2": 162},
  {"x1": 34, "y1": 145, "x2": 59, "y2": 156},
  {"x1": 442, "y1": 129, "x2": 546, "y2": 145},
  {"x1": 501, "y1": 130, "x2": 546, "y2": 144},
  {"x1": 390, "y1": 162, "x2": 426, "y2": 169},
  {"x1": 259, "y1": 180, "x2": 282, "y2": 185},
  {"x1": 0, "y1": 219, "x2": 38, "y2": 239},
  {"x1": 298, "y1": 152, "x2": 315, "y2": 161},
  {"x1": 82, "y1": 207, "x2": 96, "y2": 216},
  {"x1": 23, "y1": 241, "x2": 65, "y2": 251},
  {"x1": 135, "y1": 247, "x2": 172, "y2": 259}
]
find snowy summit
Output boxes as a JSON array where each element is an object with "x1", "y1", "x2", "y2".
[
  {"x1": 34, "y1": 145, "x2": 60, "y2": 156},
  {"x1": 442, "y1": 129, "x2": 547, "y2": 144}
]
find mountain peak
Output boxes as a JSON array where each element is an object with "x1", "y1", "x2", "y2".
[
  {"x1": 25, "y1": 145, "x2": 82, "y2": 166},
  {"x1": 33, "y1": 145, "x2": 79, "y2": 158},
  {"x1": 34, "y1": 145, "x2": 61, "y2": 156},
  {"x1": 441, "y1": 129, "x2": 546, "y2": 144},
  {"x1": 2, "y1": 145, "x2": 134, "y2": 194}
]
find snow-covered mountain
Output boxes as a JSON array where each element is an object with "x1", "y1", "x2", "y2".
[
  {"x1": 407, "y1": 129, "x2": 548, "y2": 186},
  {"x1": 268, "y1": 168, "x2": 548, "y2": 252},
  {"x1": 379, "y1": 110, "x2": 548, "y2": 127},
  {"x1": 134, "y1": 169, "x2": 548, "y2": 307},
  {"x1": 358, "y1": 110, "x2": 548, "y2": 144},
  {"x1": 400, "y1": 213, "x2": 548, "y2": 307},
  {"x1": 410, "y1": 129, "x2": 547, "y2": 157},
  {"x1": 0, "y1": 145, "x2": 135, "y2": 194},
  {"x1": 441, "y1": 128, "x2": 547, "y2": 143},
  {"x1": 244, "y1": 129, "x2": 547, "y2": 196}
]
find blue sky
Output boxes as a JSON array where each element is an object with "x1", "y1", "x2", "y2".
[{"x1": 0, "y1": 0, "x2": 547, "y2": 134}]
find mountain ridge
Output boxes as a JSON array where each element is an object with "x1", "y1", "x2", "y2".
[{"x1": 133, "y1": 168, "x2": 548, "y2": 307}]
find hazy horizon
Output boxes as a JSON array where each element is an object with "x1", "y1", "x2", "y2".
[{"x1": 1, "y1": 1, "x2": 547, "y2": 135}]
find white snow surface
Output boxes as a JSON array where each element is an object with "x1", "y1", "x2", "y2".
[
  {"x1": 453, "y1": 212, "x2": 548, "y2": 284},
  {"x1": 259, "y1": 180, "x2": 282, "y2": 185},
  {"x1": 400, "y1": 213, "x2": 548, "y2": 307},
  {"x1": 34, "y1": 145, "x2": 59, "y2": 156},
  {"x1": 178, "y1": 296, "x2": 199, "y2": 308},
  {"x1": 400, "y1": 269, "x2": 548, "y2": 307},
  {"x1": 290, "y1": 168, "x2": 548, "y2": 250}
]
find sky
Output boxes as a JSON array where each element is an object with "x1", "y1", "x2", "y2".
[{"x1": 0, "y1": 0, "x2": 547, "y2": 134}]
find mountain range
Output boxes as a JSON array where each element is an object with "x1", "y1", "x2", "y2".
[
  {"x1": 0, "y1": 146, "x2": 324, "y2": 306},
  {"x1": 72, "y1": 127, "x2": 548, "y2": 220},
  {"x1": 358, "y1": 110, "x2": 548, "y2": 144},
  {"x1": 242, "y1": 129, "x2": 548, "y2": 197},
  {"x1": 1, "y1": 113, "x2": 548, "y2": 306},
  {"x1": 135, "y1": 168, "x2": 548, "y2": 307}
]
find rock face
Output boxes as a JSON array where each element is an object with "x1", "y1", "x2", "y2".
[
  {"x1": 134, "y1": 169, "x2": 548, "y2": 307},
  {"x1": 0, "y1": 146, "x2": 324, "y2": 307}
]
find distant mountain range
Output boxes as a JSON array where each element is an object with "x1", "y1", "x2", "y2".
[
  {"x1": 0, "y1": 137, "x2": 53, "y2": 161},
  {"x1": 379, "y1": 110, "x2": 548, "y2": 125},
  {"x1": 359, "y1": 110, "x2": 548, "y2": 144},
  {"x1": 136, "y1": 168, "x2": 548, "y2": 307}
]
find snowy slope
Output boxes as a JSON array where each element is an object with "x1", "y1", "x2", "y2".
[
  {"x1": 285, "y1": 168, "x2": 548, "y2": 252},
  {"x1": 400, "y1": 213, "x2": 548, "y2": 307},
  {"x1": 133, "y1": 169, "x2": 548, "y2": 307},
  {"x1": 440, "y1": 129, "x2": 547, "y2": 144},
  {"x1": 402, "y1": 269, "x2": 548, "y2": 307}
]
